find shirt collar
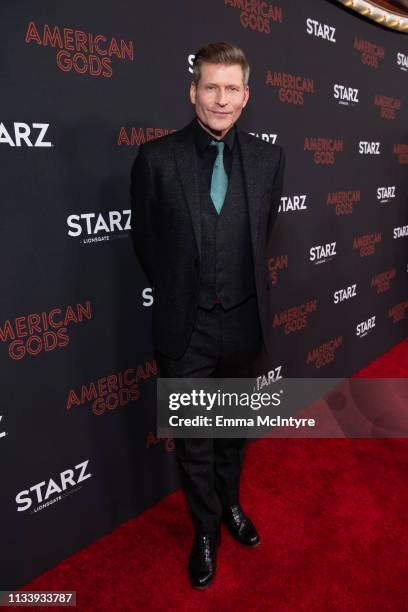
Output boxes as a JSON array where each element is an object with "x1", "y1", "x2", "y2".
[{"x1": 194, "y1": 116, "x2": 235, "y2": 155}]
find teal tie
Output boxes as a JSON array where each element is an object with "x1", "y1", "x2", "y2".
[{"x1": 209, "y1": 140, "x2": 228, "y2": 214}]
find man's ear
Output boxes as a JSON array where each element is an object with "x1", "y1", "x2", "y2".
[
  {"x1": 242, "y1": 85, "x2": 250, "y2": 108},
  {"x1": 190, "y1": 81, "x2": 197, "y2": 105}
]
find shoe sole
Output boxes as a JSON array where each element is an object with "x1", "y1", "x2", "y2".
[
  {"x1": 228, "y1": 529, "x2": 261, "y2": 547},
  {"x1": 190, "y1": 568, "x2": 216, "y2": 590},
  {"x1": 191, "y1": 579, "x2": 214, "y2": 590}
]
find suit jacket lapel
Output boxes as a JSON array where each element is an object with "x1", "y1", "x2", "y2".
[
  {"x1": 172, "y1": 120, "x2": 202, "y2": 259},
  {"x1": 237, "y1": 130, "x2": 262, "y2": 266}
]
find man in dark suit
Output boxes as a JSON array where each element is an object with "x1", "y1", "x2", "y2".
[{"x1": 130, "y1": 42, "x2": 285, "y2": 589}]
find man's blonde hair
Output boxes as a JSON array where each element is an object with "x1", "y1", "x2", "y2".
[{"x1": 192, "y1": 42, "x2": 250, "y2": 86}]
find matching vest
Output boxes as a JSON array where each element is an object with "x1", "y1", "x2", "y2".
[{"x1": 197, "y1": 143, "x2": 256, "y2": 310}]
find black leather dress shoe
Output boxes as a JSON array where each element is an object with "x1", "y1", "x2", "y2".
[
  {"x1": 189, "y1": 530, "x2": 220, "y2": 589},
  {"x1": 223, "y1": 504, "x2": 260, "y2": 547}
]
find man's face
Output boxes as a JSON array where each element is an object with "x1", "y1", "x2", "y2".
[{"x1": 190, "y1": 62, "x2": 249, "y2": 139}]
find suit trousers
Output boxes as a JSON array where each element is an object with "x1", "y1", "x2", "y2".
[{"x1": 154, "y1": 293, "x2": 263, "y2": 534}]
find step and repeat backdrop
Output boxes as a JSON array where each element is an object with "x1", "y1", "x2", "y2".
[{"x1": 1, "y1": 0, "x2": 407, "y2": 590}]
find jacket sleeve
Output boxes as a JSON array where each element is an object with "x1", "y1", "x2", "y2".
[
  {"x1": 266, "y1": 146, "x2": 286, "y2": 246},
  {"x1": 130, "y1": 145, "x2": 157, "y2": 287}
]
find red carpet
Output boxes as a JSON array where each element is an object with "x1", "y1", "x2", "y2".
[{"x1": 20, "y1": 338, "x2": 408, "y2": 611}]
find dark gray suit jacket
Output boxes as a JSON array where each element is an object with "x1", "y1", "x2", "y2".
[{"x1": 130, "y1": 118, "x2": 286, "y2": 359}]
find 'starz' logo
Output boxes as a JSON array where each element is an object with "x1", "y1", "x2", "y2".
[
  {"x1": 67, "y1": 210, "x2": 131, "y2": 245},
  {"x1": 15, "y1": 460, "x2": 92, "y2": 512},
  {"x1": 0, "y1": 122, "x2": 52, "y2": 147},
  {"x1": 333, "y1": 84, "x2": 359, "y2": 105},
  {"x1": 306, "y1": 18, "x2": 336, "y2": 42},
  {"x1": 255, "y1": 366, "x2": 283, "y2": 390},
  {"x1": 356, "y1": 316, "x2": 376, "y2": 338},
  {"x1": 309, "y1": 242, "x2": 337, "y2": 264},
  {"x1": 0, "y1": 415, "x2": 6, "y2": 439}
]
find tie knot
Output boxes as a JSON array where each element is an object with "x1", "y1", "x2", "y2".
[{"x1": 210, "y1": 140, "x2": 224, "y2": 154}]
